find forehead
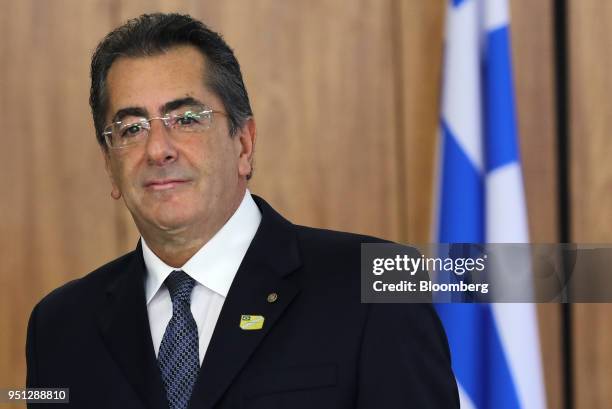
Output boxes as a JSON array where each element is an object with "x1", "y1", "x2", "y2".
[{"x1": 105, "y1": 45, "x2": 218, "y2": 118}]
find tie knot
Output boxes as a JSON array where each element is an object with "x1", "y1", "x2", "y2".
[{"x1": 165, "y1": 270, "x2": 195, "y2": 303}]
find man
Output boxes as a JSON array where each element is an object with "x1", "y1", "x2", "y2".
[{"x1": 26, "y1": 13, "x2": 459, "y2": 409}]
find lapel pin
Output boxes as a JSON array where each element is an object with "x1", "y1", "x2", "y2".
[
  {"x1": 240, "y1": 315, "x2": 265, "y2": 330},
  {"x1": 267, "y1": 292, "x2": 278, "y2": 303}
]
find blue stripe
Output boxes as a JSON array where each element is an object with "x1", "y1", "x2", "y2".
[
  {"x1": 451, "y1": 0, "x2": 467, "y2": 7},
  {"x1": 438, "y1": 120, "x2": 484, "y2": 243},
  {"x1": 435, "y1": 305, "x2": 522, "y2": 409},
  {"x1": 483, "y1": 26, "x2": 519, "y2": 171}
]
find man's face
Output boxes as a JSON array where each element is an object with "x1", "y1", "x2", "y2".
[{"x1": 103, "y1": 45, "x2": 254, "y2": 240}]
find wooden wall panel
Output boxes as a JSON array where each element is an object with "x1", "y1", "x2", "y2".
[
  {"x1": 395, "y1": 0, "x2": 445, "y2": 243},
  {"x1": 569, "y1": 1, "x2": 612, "y2": 408},
  {"x1": 511, "y1": 1, "x2": 563, "y2": 408},
  {"x1": 216, "y1": 0, "x2": 402, "y2": 241},
  {"x1": 511, "y1": 0, "x2": 559, "y2": 244},
  {"x1": 0, "y1": 1, "x2": 120, "y2": 403}
]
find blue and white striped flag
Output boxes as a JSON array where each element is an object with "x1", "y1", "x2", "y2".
[{"x1": 435, "y1": 1, "x2": 547, "y2": 408}]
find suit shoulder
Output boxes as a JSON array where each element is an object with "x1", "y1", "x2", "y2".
[
  {"x1": 34, "y1": 250, "x2": 137, "y2": 312},
  {"x1": 292, "y1": 225, "x2": 391, "y2": 277},
  {"x1": 294, "y1": 225, "x2": 390, "y2": 249}
]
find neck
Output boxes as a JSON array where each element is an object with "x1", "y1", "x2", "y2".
[{"x1": 144, "y1": 237, "x2": 209, "y2": 268}]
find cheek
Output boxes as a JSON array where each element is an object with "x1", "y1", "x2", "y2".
[
  {"x1": 190, "y1": 137, "x2": 236, "y2": 173},
  {"x1": 111, "y1": 157, "x2": 140, "y2": 191}
]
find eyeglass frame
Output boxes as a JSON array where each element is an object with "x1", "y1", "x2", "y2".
[{"x1": 102, "y1": 105, "x2": 227, "y2": 150}]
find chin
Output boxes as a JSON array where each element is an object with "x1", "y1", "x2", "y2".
[
  {"x1": 142, "y1": 207, "x2": 197, "y2": 231},
  {"x1": 155, "y1": 216, "x2": 195, "y2": 231}
]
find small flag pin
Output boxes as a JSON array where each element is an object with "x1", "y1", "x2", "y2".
[{"x1": 240, "y1": 315, "x2": 265, "y2": 330}]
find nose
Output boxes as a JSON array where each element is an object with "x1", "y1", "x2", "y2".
[{"x1": 145, "y1": 118, "x2": 178, "y2": 166}]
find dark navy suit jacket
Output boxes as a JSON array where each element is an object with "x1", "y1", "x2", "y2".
[{"x1": 26, "y1": 196, "x2": 459, "y2": 408}]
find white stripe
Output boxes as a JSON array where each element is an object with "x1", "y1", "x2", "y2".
[
  {"x1": 487, "y1": 162, "x2": 547, "y2": 408},
  {"x1": 442, "y1": 0, "x2": 483, "y2": 172},
  {"x1": 485, "y1": 163, "x2": 529, "y2": 243},
  {"x1": 492, "y1": 304, "x2": 547, "y2": 409},
  {"x1": 431, "y1": 128, "x2": 443, "y2": 241},
  {"x1": 457, "y1": 382, "x2": 478, "y2": 409},
  {"x1": 483, "y1": 0, "x2": 510, "y2": 32}
]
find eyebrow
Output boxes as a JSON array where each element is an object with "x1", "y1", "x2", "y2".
[
  {"x1": 112, "y1": 107, "x2": 147, "y2": 123},
  {"x1": 111, "y1": 97, "x2": 207, "y2": 122},
  {"x1": 162, "y1": 97, "x2": 205, "y2": 113}
]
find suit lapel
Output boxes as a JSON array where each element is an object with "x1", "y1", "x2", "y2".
[
  {"x1": 188, "y1": 196, "x2": 302, "y2": 409},
  {"x1": 96, "y1": 243, "x2": 168, "y2": 409}
]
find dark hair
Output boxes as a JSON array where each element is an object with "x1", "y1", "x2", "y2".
[{"x1": 90, "y1": 13, "x2": 253, "y2": 147}]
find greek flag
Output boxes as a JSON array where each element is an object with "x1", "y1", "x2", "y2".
[{"x1": 435, "y1": 1, "x2": 547, "y2": 408}]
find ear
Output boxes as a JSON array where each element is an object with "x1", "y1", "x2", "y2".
[
  {"x1": 236, "y1": 117, "x2": 256, "y2": 178},
  {"x1": 101, "y1": 147, "x2": 122, "y2": 200}
]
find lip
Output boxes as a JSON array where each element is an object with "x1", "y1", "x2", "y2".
[{"x1": 144, "y1": 179, "x2": 190, "y2": 191}]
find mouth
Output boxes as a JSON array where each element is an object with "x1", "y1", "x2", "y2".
[{"x1": 144, "y1": 179, "x2": 190, "y2": 191}]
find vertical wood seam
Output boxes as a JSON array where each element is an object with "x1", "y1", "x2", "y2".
[{"x1": 390, "y1": 0, "x2": 408, "y2": 243}]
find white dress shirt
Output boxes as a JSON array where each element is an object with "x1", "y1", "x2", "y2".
[{"x1": 142, "y1": 190, "x2": 262, "y2": 364}]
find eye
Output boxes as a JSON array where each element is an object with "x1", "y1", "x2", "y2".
[
  {"x1": 120, "y1": 123, "x2": 145, "y2": 138},
  {"x1": 175, "y1": 112, "x2": 202, "y2": 126}
]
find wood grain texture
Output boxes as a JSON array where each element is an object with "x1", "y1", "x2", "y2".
[
  {"x1": 569, "y1": 1, "x2": 612, "y2": 408},
  {"x1": 511, "y1": 0, "x2": 559, "y2": 244},
  {"x1": 219, "y1": 0, "x2": 402, "y2": 240},
  {"x1": 573, "y1": 304, "x2": 612, "y2": 409},
  {"x1": 394, "y1": 0, "x2": 445, "y2": 243},
  {"x1": 570, "y1": 1, "x2": 612, "y2": 241},
  {"x1": 510, "y1": 1, "x2": 563, "y2": 408},
  {"x1": 0, "y1": 0, "x2": 120, "y2": 405}
]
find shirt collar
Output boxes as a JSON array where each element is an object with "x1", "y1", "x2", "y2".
[{"x1": 143, "y1": 189, "x2": 262, "y2": 304}]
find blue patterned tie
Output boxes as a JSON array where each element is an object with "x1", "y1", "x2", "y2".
[{"x1": 158, "y1": 270, "x2": 200, "y2": 409}]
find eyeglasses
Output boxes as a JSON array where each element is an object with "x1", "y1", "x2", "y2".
[{"x1": 103, "y1": 105, "x2": 226, "y2": 149}]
